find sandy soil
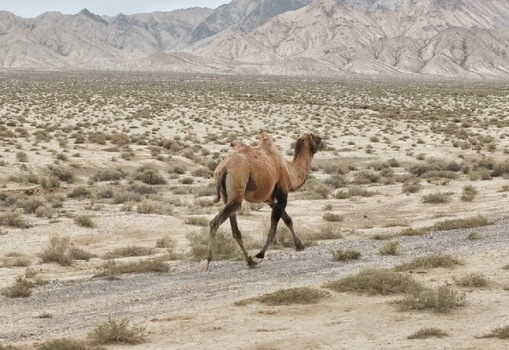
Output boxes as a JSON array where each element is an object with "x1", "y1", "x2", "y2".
[{"x1": 1, "y1": 72, "x2": 509, "y2": 349}]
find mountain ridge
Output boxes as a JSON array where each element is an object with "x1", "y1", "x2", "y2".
[{"x1": 1, "y1": 0, "x2": 509, "y2": 78}]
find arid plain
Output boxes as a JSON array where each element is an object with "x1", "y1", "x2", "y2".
[{"x1": 1, "y1": 71, "x2": 509, "y2": 349}]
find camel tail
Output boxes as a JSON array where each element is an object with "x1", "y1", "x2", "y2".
[{"x1": 213, "y1": 168, "x2": 228, "y2": 203}]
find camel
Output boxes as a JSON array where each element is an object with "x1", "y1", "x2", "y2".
[{"x1": 203, "y1": 132, "x2": 325, "y2": 270}]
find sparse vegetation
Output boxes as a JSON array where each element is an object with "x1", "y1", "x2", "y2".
[
  {"x1": 394, "y1": 255, "x2": 461, "y2": 271},
  {"x1": 323, "y1": 269, "x2": 421, "y2": 295},
  {"x1": 408, "y1": 328, "x2": 448, "y2": 339},
  {"x1": 88, "y1": 319, "x2": 146, "y2": 344},
  {"x1": 332, "y1": 248, "x2": 361, "y2": 261},
  {"x1": 235, "y1": 287, "x2": 330, "y2": 306},
  {"x1": 394, "y1": 286, "x2": 466, "y2": 313}
]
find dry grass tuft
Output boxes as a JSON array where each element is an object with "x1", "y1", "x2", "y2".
[
  {"x1": 235, "y1": 287, "x2": 330, "y2": 306},
  {"x1": 479, "y1": 325, "x2": 509, "y2": 339},
  {"x1": 394, "y1": 255, "x2": 461, "y2": 271},
  {"x1": 323, "y1": 269, "x2": 420, "y2": 295},
  {"x1": 332, "y1": 249, "x2": 361, "y2": 261},
  {"x1": 88, "y1": 318, "x2": 146, "y2": 344},
  {"x1": 408, "y1": 328, "x2": 448, "y2": 339},
  {"x1": 394, "y1": 286, "x2": 466, "y2": 313}
]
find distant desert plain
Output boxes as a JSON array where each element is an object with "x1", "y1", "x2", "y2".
[{"x1": 1, "y1": 71, "x2": 509, "y2": 349}]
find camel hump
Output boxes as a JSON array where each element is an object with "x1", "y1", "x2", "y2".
[{"x1": 231, "y1": 140, "x2": 252, "y2": 152}]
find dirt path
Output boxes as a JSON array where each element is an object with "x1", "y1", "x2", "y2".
[{"x1": 2, "y1": 218, "x2": 509, "y2": 349}]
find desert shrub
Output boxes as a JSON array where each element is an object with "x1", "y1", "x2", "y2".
[
  {"x1": 92, "y1": 169, "x2": 125, "y2": 182},
  {"x1": 323, "y1": 269, "x2": 421, "y2": 295},
  {"x1": 103, "y1": 246, "x2": 154, "y2": 259},
  {"x1": 352, "y1": 170, "x2": 381, "y2": 184},
  {"x1": 322, "y1": 212, "x2": 343, "y2": 222},
  {"x1": 156, "y1": 236, "x2": 175, "y2": 249},
  {"x1": 16, "y1": 151, "x2": 27, "y2": 162},
  {"x1": 185, "y1": 216, "x2": 209, "y2": 227},
  {"x1": 68, "y1": 186, "x2": 91, "y2": 199},
  {"x1": 110, "y1": 133, "x2": 131, "y2": 147},
  {"x1": 19, "y1": 197, "x2": 44, "y2": 214},
  {"x1": 135, "y1": 168, "x2": 166, "y2": 185},
  {"x1": 479, "y1": 325, "x2": 509, "y2": 339},
  {"x1": 39, "y1": 236, "x2": 73, "y2": 266},
  {"x1": 455, "y1": 273, "x2": 489, "y2": 288},
  {"x1": 187, "y1": 230, "x2": 239, "y2": 262},
  {"x1": 191, "y1": 167, "x2": 212, "y2": 178},
  {"x1": 394, "y1": 286, "x2": 466, "y2": 313},
  {"x1": 394, "y1": 255, "x2": 461, "y2": 271},
  {"x1": 421, "y1": 192, "x2": 451, "y2": 204},
  {"x1": 111, "y1": 190, "x2": 142, "y2": 204},
  {"x1": 94, "y1": 259, "x2": 169, "y2": 278},
  {"x1": 128, "y1": 183, "x2": 157, "y2": 195},
  {"x1": 48, "y1": 165, "x2": 75, "y2": 183},
  {"x1": 334, "y1": 187, "x2": 379, "y2": 199},
  {"x1": 379, "y1": 241, "x2": 401, "y2": 255},
  {"x1": 74, "y1": 215, "x2": 95, "y2": 228},
  {"x1": 96, "y1": 188, "x2": 114, "y2": 199},
  {"x1": 408, "y1": 328, "x2": 448, "y2": 339},
  {"x1": 433, "y1": 216, "x2": 491, "y2": 231},
  {"x1": 461, "y1": 184, "x2": 478, "y2": 202},
  {"x1": 235, "y1": 287, "x2": 330, "y2": 306},
  {"x1": 332, "y1": 249, "x2": 361, "y2": 261},
  {"x1": 324, "y1": 174, "x2": 347, "y2": 188},
  {"x1": 0, "y1": 212, "x2": 30, "y2": 228},
  {"x1": 1, "y1": 276, "x2": 34, "y2": 298},
  {"x1": 39, "y1": 175, "x2": 61, "y2": 191},
  {"x1": 309, "y1": 224, "x2": 343, "y2": 240},
  {"x1": 88, "y1": 319, "x2": 145, "y2": 344},
  {"x1": 402, "y1": 178, "x2": 421, "y2": 194}
]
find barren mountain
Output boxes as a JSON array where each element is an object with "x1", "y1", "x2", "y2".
[{"x1": 1, "y1": 0, "x2": 509, "y2": 77}]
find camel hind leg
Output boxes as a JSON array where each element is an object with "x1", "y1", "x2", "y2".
[{"x1": 206, "y1": 201, "x2": 239, "y2": 269}]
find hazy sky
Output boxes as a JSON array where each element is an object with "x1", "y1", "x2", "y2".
[{"x1": 0, "y1": 0, "x2": 230, "y2": 18}]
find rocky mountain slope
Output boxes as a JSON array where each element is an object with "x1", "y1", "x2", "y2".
[{"x1": 1, "y1": 0, "x2": 509, "y2": 77}]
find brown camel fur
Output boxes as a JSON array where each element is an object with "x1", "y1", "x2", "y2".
[{"x1": 206, "y1": 132, "x2": 325, "y2": 269}]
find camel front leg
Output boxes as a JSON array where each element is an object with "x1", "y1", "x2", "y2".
[
  {"x1": 230, "y1": 214, "x2": 258, "y2": 267},
  {"x1": 281, "y1": 211, "x2": 305, "y2": 251},
  {"x1": 256, "y1": 189, "x2": 287, "y2": 259}
]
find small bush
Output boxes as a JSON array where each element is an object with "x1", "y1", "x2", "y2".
[
  {"x1": 395, "y1": 286, "x2": 466, "y2": 313},
  {"x1": 135, "y1": 168, "x2": 166, "y2": 185},
  {"x1": 186, "y1": 230, "x2": 239, "y2": 262},
  {"x1": 103, "y1": 246, "x2": 154, "y2": 259},
  {"x1": 455, "y1": 273, "x2": 489, "y2": 288},
  {"x1": 433, "y1": 216, "x2": 491, "y2": 231},
  {"x1": 332, "y1": 249, "x2": 361, "y2": 261},
  {"x1": 0, "y1": 212, "x2": 30, "y2": 228},
  {"x1": 94, "y1": 259, "x2": 170, "y2": 278},
  {"x1": 88, "y1": 319, "x2": 145, "y2": 344},
  {"x1": 421, "y1": 192, "x2": 451, "y2": 204},
  {"x1": 74, "y1": 215, "x2": 96, "y2": 228},
  {"x1": 323, "y1": 269, "x2": 421, "y2": 295},
  {"x1": 322, "y1": 212, "x2": 343, "y2": 222},
  {"x1": 39, "y1": 236, "x2": 73, "y2": 266},
  {"x1": 185, "y1": 216, "x2": 209, "y2": 227},
  {"x1": 68, "y1": 186, "x2": 92, "y2": 199},
  {"x1": 461, "y1": 184, "x2": 478, "y2": 202},
  {"x1": 479, "y1": 325, "x2": 509, "y2": 339},
  {"x1": 408, "y1": 328, "x2": 448, "y2": 339},
  {"x1": 1, "y1": 276, "x2": 34, "y2": 298},
  {"x1": 379, "y1": 241, "x2": 401, "y2": 255},
  {"x1": 394, "y1": 255, "x2": 461, "y2": 271},
  {"x1": 235, "y1": 287, "x2": 330, "y2": 306}
]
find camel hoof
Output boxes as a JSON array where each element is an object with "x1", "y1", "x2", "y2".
[
  {"x1": 199, "y1": 259, "x2": 210, "y2": 271},
  {"x1": 247, "y1": 256, "x2": 259, "y2": 268},
  {"x1": 255, "y1": 252, "x2": 265, "y2": 259},
  {"x1": 296, "y1": 244, "x2": 305, "y2": 251}
]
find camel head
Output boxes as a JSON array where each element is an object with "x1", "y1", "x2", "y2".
[{"x1": 294, "y1": 133, "x2": 325, "y2": 157}]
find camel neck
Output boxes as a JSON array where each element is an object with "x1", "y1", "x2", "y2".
[{"x1": 288, "y1": 147, "x2": 314, "y2": 191}]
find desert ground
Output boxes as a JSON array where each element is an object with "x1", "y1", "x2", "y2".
[{"x1": 1, "y1": 71, "x2": 509, "y2": 349}]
